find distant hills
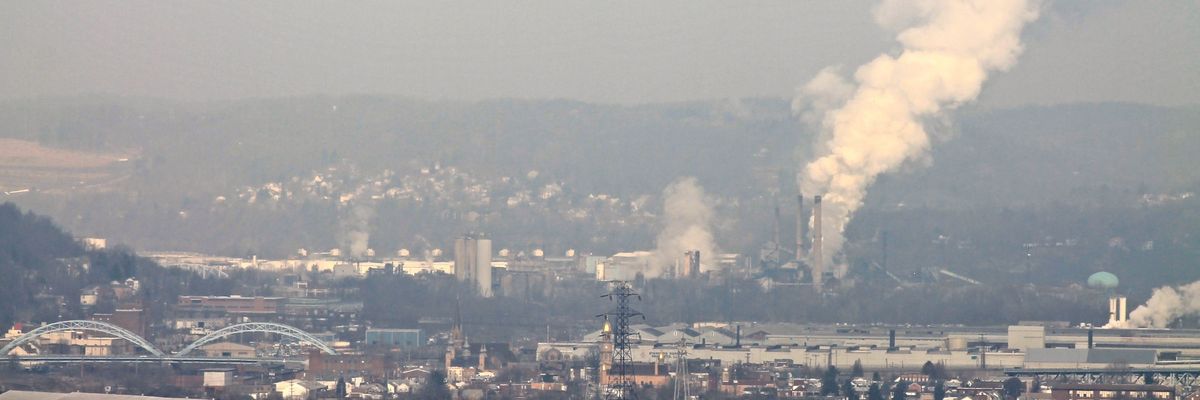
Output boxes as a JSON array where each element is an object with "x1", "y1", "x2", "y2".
[
  {"x1": 0, "y1": 97, "x2": 1195, "y2": 270},
  {"x1": 0, "y1": 97, "x2": 1194, "y2": 204},
  {"x1": 873, "y1": 102, "x2": 1200, "y2": 209}
]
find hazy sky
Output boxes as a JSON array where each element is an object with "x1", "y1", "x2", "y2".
[{"x1": 1, "y1": 1, "x2": 1196, "y2": 106}]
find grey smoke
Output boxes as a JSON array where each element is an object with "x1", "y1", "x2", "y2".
[
  {"x1": 651, "y1": 177, "x2": 718, "y2": 277},
  {"x1": 338, "y1": 203, "x2": 374, "y2": 259},
  {"x1": 1116, "y1": 282, "x2": 1200, "y2": 328}
]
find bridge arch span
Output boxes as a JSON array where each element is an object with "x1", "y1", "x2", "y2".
[
  {"x1": 0, "y1": 320, "x2": 164, "y2": 356},
  {"x1": 175, "y1": 322, "x2": 336, "y2": 356}
]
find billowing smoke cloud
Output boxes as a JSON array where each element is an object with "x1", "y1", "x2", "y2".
[
  {"x1": 794, "y1": 0, "x2": 1041, "y2": 267},
  {"x1": 338, "y1": 203, "x2": 374, "y2": 259},
  {"x1": 651, "y1": 177, "x2": 718, "y2": 278},
  {"x1": 1112, "y1": 282, "x2": 1200, "y2": 328}
]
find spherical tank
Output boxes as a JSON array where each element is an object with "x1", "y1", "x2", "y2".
[{"x1": 1087, "y1": 271, "x2": 1119, "y2": 289}]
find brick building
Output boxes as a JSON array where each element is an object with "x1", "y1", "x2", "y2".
[{"x1": 1048, "y1": 384, "x2": 1175, "y2": 400}]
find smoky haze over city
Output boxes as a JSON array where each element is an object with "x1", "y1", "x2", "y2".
[{"x1": 0, "y1": 1, "x2": 1198, "y2": 400}]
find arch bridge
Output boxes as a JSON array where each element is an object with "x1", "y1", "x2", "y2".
[
  {"x1": 1, "y1": 320, "x2": 335, "y2": 360},
  {"x1": 1, "y1": 320, "x2": 164, "y2": 356},
  {"x1": 176, "y1": 322, "x2": 337, "y2": 356}
]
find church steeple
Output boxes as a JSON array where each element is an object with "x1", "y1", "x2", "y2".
[
  {"x1": 451, "y1": 296, "x2": 465, "y2": 351},
  {"x1": 478, "y1": 345, "x2": 488, "y2": 371},
  {"x1": 599, "y1": 317, "x2": 613, "y2": 385}
]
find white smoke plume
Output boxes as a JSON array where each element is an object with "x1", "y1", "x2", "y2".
[
  {"x1": 338, "y1": 203, "x2": 374, "y2": 259},
  {"x1": 651, "y1": 177, "x2": 718, "y2": 278},
  {"x1": 1111, "y1": 282, "x2": 1200, "y2": 328},
  {"x1": 794, "y1": 0, "x2": 1041, "y2": 267}
]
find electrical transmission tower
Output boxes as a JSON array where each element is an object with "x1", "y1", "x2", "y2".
[
  {"x1": 673, "y1": 338, "x2": 690, "y2": 400},
  {"x1": 599, "y1": 280, "x2": 644, "y2": 400}
]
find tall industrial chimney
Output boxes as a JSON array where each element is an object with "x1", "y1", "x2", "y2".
[
  {"x1": 812, "y1": 195, "x2": 824, "y2": 292},
  {"x1": 773, "y1": 202, "x2": 782, "y2": 252},
  {"x1": 796, "y1": 194, "x2": 806, "y2": 261},
  {"x1": 1108, "y1": 296, "x2": 1128, "y2": 326},
  {"x1": 683, "y1": 250, "x2": 701, "y2": 278}
]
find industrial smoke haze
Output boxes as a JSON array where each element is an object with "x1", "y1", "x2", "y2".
[
  {"x1": 1111, "y1": 282, "x2": 1200, "y2": 328},
  {"x1": 338, "y1": 203, "x2": 374, "y2": 258},
  {"x1": 651, "y1": 177, "x2": 718, "y2": 277},
  {"x1": 794, "y1": 0, "x2": 1041, "y2": 267}
]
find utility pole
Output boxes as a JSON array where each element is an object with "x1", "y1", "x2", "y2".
[
  {"x1": 979, "y1": 333, "x2": 988, "y2": 370},
  {"x1": 599, "y1": 281, "x2": 644, "y2": 400}
]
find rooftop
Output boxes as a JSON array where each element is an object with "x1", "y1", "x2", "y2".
[{"x1": 0, "y1": 392, "x2": 191, "y2": 400}]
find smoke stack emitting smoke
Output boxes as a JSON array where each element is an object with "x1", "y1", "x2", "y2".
[
  {"x1": 1108, "y1": 282, "x2": 1200, "y2": 329},
  {"x1": 652, "y1": 177, "x2": 718, "y2": 278},
  {"x1": 812, "y1": 195, "x2": 823, "y2": 291},
  {"x1": 796, "y1": 194, "x2": 806, "y2": 261},
  {"x1": 794, "y1": 0, "x2": 1041, "y2": 269}
]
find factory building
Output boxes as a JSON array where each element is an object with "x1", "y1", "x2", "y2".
[
  {"x1": 596, "y1": 251, "x2": 653, "y2": 281},
  {"x1": 1047, "y1": 384, "x2": 1175, "y2": 400},
  {"x1": 454, "y1": 234, "x2": 493, "y2": 297},
  {"x1": 175, "y1": 295, "x2": 283, "y2": 320},
  {"x1": 547, "y1": 321, "x2": 1200, "y2": 372},
  {"x1": 364, "y1": 328, "x2": 423, "y2": 348},
  {"x1": 678, "y1": 250, "x2": 701, "y2": 278}
]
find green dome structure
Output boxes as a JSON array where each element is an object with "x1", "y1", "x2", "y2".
[{"x1": 1087, "y1": 271, "x2": 1119, "y2": 289}]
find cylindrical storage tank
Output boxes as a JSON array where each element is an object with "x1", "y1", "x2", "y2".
[
  {"x1": 947, "y1": 336, "x2": 968, "y2": 351},
  {"x1": 477, "y1": 239, "x2": 493, "y2": 297}
]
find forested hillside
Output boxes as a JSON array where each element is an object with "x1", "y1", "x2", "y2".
[{"x1": 0, "y1": 202, "x2": 230, "y2": 329}]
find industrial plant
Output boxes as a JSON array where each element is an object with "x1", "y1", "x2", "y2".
[{"x1": 1, "y1": 0, "x2": 1197, "y2": 399}]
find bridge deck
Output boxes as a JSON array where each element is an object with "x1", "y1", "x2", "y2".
[{"x1": 12, "y1": 355, "x2": 295, "y2": 364}]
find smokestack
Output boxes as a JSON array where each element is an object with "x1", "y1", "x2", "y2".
[
  {"x1": 682, "y1": 250, "x2": 701, "y2": 278},
  {"x1": 796, "y1": 194, "x2": 806, "y2": 261},
  {"x1": 1120, "y1": 296, "x2": 1128, "y2": 325},
  {"x1": 1109, "y1": 295, "x2": 1129, "y2": 326},
  {"x1": 773, "y1": 200, "x2": 782, "y2": 253},
  {"x1": 736, "y1": 325, "x2": 741, "y2": 347},
  {"x1": 812, "y1": 195, "x2": 824, "y2": 292}
]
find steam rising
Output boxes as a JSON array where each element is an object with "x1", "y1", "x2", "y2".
[
  {"x1": 794, "y1": 0, "x2": 1041, "y2": 267},
  {"x1": 1112, "y1": 282, "x2": 1200, "y2": 328},
  {"x1": 651, "y1": 177, "x2": 718, "y2": 277},
  {"x1": 338, "y1": 203, "x2": 374, "y2": 258}
]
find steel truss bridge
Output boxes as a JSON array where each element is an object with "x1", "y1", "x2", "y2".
[
  {"x1": 1, "y1": 320, "x2": 335, "y2": 364},
  {"x1": 1006, "y1": 367, "x2": 1200, "y2": 387}
]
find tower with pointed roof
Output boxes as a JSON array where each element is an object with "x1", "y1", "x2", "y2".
[{"x1": 599, "y1": 319, "x2": 613, "y2": 386}]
